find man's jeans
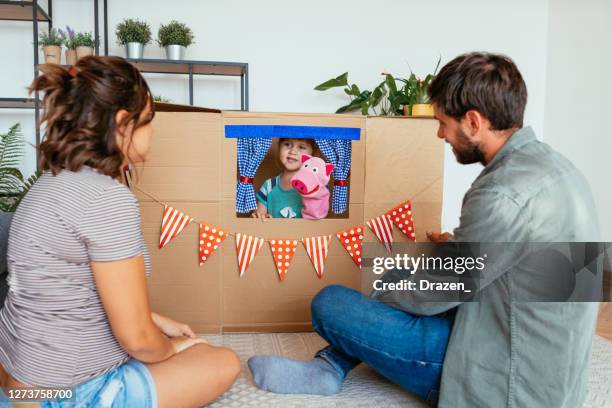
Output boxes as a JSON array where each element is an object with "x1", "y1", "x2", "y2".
[{"x1": 311, "y1": 285, "x2": 455, "y2": 406}]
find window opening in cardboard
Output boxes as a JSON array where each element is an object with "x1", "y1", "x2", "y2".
[{"x1": 226, "y1": 125, "x2": 359, "y2": 220}]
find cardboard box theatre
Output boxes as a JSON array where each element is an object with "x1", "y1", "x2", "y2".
[{"x1": 133, "y1": 104, "x2": 444, "y2": 333}]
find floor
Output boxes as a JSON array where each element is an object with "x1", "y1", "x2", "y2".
[{"x1": 202, "y1": 321, "x2": 612, "y2": 407}]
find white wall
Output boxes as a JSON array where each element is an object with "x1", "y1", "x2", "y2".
[
  {"x1": 544, "y1": 0, "x2": 612, "y2": 240},
  {"x1": 0, "y1": 0, "x2": 551, "y2": 232}
]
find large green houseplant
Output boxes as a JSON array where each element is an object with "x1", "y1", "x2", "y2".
[
  {"x1": 314, "y1": 72, "x2": 407, "y2": 116},
  {"x1": 0, "y1": 124, "x2": 40, "y2": 213}
]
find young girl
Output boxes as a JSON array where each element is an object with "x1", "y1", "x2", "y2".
[
  {"x1": 0, "y1": 57, "x2": 239, "y2": 407},
  {"x1": 252, "y1": 138, "x2": 315, "y2": 219}
]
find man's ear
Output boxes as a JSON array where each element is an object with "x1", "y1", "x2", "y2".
[{"x1": 463, "y1": 110, "x2": 485, "y2": 137}]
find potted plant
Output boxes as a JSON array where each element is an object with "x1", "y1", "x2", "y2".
[
  {"x1": 314, "y1": 72, "x2": 404, "y2": 116},
  {"x1": 116, "y1": 18, "x2": 152, "y2": 59},
  {"x1": 0, "y1": 124, "x2": 39, "y2": 304},
  {"x1": 153, "y1": 95, "x2": 171, "y2": 103},
  {"x1": 73, "y1": 32, "x2": 96, "y2": 60},
  {"x1": 157, "y1": 20, "x2": 194, "y2": 60},
  {"x1": 0, "y1": 124, "x2": 40, "y2": 215},
  {"x1": 39, "y1": 28, "x2": 63, "y2": 64},
  {"x1": 399, "y1": 57, "x2": 441, "y2": 117},
  {"x1": 58, "y1": 26, "x2": 77, "y2": 65}
]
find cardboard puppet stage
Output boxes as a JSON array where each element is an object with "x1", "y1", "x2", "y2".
[{"x1": 134, "y1": 104, "x2": 444, "y2": 333}]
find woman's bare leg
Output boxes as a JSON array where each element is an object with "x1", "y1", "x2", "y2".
[{"x1": 146, "y1": 343, "x2": 240, "y2": 408}]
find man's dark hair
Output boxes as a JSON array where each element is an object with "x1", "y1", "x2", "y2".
[{"x1": 427, "y1": 52, "x2": 527, "y2": 130}]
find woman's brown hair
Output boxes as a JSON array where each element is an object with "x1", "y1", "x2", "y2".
[{"x1": 29, "y1": 56, "x2": 154, "y2": 178}]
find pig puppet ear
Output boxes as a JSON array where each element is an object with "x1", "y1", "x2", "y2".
[
  {"x1": 325, "y1": 163, "x2": 335, "y2": 176},
  {"x1": 300, "y1": 154, "x2": 312, "y2": 163}
]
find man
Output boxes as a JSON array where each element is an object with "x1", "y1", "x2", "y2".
[{"x1": 248, "y1": 52, "x2": 601, "y2": 407}]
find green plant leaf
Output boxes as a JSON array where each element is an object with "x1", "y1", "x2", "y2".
[
  {"x1": 361, "y1": 101, "x2": 369, "y2": 115},
  {"x1": 0, "y1": 123, "x2": 24, "y2": 172},
  {"x1": 314, "y1": 72, "x2": 349, "y2": 91},
  {"x1": 115, "y1": 18, "x2": 152, "y2": 45},
  {"x1": 385, "y1": 74, "x2": 397, "y2": 95},
  {"x1": 157, "y1": 20, "x2": 195, "y2": 47},
  {"x1": 369, "y1": 83, "x2": 385, "y2": 108},
  {"x1": 433, "y1": 55, "x2": 442, "y2": 75},
  {"x1": 73, "y1": 32, "x2": 97, "y2": 48},
  {"x1": 336, "y1": 90, "x2": 370, "y2": 114}
]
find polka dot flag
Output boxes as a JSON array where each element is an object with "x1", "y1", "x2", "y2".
[
  {"x1": 199, "y1": 223, "x2": 228, "y2": 266},
  {"x1": 367, "y1": 214, "x2": 394, "y2": 253},
  {"x1": 385, "y1": 200, "x2": 416, "y2": 242},
  {"x1": 269, "y1": 239, "x2": 299, "y2": 281},
  {"x1": 236, "y1": 233, "x2": 265, "y2": 277},
  {"x1": 159, "y1": 205, "x2": 192, "y2": 249},
  {"x1": 336, "y1": 225, "x2": 364, "y2": 269}
]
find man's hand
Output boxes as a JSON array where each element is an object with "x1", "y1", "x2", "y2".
[
  {"x1": 426, "y1": 231, "x2": 453, "y2": 243},
  {"x1": 151, "y1": 312, "x2": 197, "y2": 338}
]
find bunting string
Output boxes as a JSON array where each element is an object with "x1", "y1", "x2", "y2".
[{"x1": 136, "y1": 185, "x2": 418, "y2": 278}]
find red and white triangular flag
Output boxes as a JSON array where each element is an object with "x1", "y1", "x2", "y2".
[
  {"x1": 385, "y1": 200, "x2": 416, "y2": 242},
  {"x1": 301, "y1": 235, "x2": 331, "y2": 279},
  {"x1": 159, "y1": 205, "x2": 192, "y2": 249},
  {"x1": 269, "y1": 239, "x2": 298, "y2": 281},
  {"x1": 336, "y1": 225, "x2": 364, "y2": 269},
  {"x1": 367, "y1": 214, "x2": 394, "y2": 253},
  {"x1": 236, "y1": 233, "x2": 265, "y2": 277},
  {"x1": 199, "y1": 223, "x2": 228, "y2": 266}
]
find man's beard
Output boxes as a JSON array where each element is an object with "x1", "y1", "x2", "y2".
[{"x1": 453, "y1": 130, "x2": 485, "y2": 165}]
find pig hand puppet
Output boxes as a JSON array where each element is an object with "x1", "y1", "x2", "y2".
[{"x1": 290, "y1": 154, "x2": 335, "y2": 220}]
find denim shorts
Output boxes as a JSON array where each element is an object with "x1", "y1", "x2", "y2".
[{"x1": 0, "y1": 359, "x2": 157, "y2": 408}]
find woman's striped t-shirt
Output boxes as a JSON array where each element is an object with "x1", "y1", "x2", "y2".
[{"x1": 0, "y1": 166, "x2": 151, "y2": 387}]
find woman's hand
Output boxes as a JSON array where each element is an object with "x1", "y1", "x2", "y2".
[
  {"x1": 169, "y1": 336, "x2": 208, "y2": 354},
  {"x1": 151, "y1": 312, "x2": 197, "y2": 338}
]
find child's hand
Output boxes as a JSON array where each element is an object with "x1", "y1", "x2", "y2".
[
  {"x1": 426, "y1": 231, "x2": 453, "y2": 243},
  {"x1": 251, "y1": 210, "x2": 271, "y2": 222}
]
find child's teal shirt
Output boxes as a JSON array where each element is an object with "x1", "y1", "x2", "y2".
[{"x1": 256, "y1": 176, "x2": 303, "y2": 218}]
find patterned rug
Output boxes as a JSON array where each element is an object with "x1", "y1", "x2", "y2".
[{"x1": 200, "y1": 333, "x2": 612, "y2": 408}]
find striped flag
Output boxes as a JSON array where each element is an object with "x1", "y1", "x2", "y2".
[
  {"x1": 159, "y1": 205, "x2": 192, "y2": 249},
  {"x1": 199, "y1": 223, "x2": 228, "y2": 266},
  {"x1": 301, "y1": 235, "x2": 331, "y2": 279},
  {"x1": 236, "y1": 233, "x2": 265, "y2": 277},
  {"x1": 269, "y1": 239, "x2": 299, "y2": 281},
  {"x1": 367, "y1": 214, "x2": 394, "y2": 253},
  {"x1": 336, "y1": 225, "x2": 364, "y2": 269},
  {"x1": 385, "y1": 200, "x2": 416, "y2": 242}
]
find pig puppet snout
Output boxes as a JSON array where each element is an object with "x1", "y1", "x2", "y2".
[{"x1": 291, "y1": 179, "x2": 307, "y2": 193}]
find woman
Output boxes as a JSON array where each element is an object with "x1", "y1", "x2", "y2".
[{"x1": 0, "y1": 56, "x2": 240, "y2": 407}]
